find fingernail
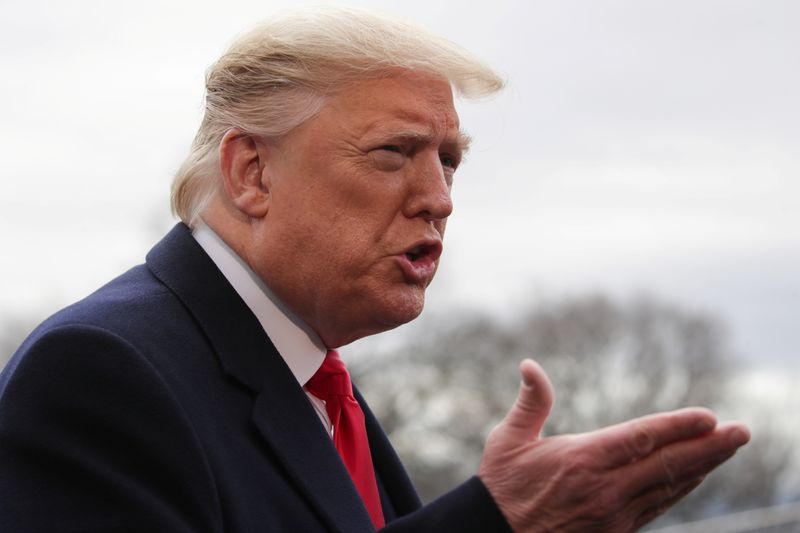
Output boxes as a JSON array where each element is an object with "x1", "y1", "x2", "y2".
[{"x1": 730, "y1": 428, "x2": 750, "y2": 446}]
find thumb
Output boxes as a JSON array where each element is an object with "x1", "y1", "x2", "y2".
[{"x1": 500, "y1": 359, "x2": 555, "y2": 442}]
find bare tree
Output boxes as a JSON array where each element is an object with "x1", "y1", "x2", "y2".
[{"x1": 515, "y1": 294, "x2": 727, "y2": 433}]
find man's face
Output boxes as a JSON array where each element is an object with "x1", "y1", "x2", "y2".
[{"x1": 251, "y1": 72, "x2": 464, "y2": 347}]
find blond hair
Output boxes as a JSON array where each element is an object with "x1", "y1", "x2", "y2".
[{"x1": 171, "y1": 6, "x2": 504, "y2": 225}]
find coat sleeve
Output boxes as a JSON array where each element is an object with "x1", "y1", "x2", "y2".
[
  {"x1": 358, "y1": 386, "x2": 513, "y2": 533},
  {"x1": 0, "y1": 324, "x2": 222, "y2": 533},
  {"x1": 381, "y1": 476, "x2": 512, "y2": 533}
]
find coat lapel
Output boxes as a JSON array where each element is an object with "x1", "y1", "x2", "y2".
[
  {"x1": 146, "y1": 224, "x2": 375, "y2": 532},
  {"x1": 252, "y1": 389, "x2": 375, "y2": 532},
  {"x1": 356, "y1": 387, "x2": 422, "y2": 518}
]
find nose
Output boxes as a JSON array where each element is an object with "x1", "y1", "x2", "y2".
[{"x1": 402, "y1": 153, "x2": 454, "y2": 223}]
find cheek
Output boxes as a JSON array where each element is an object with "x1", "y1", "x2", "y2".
[
  {"x1": 329, "y1": 197, "x2": 404, "y2": 245},
  {"x1": 309, "y1": 214, "x2": 379, "y2": 271}
]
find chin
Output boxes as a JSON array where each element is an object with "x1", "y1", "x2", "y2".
[
  {"x1": 333, "y1": 282, "x2": 428, "y2": 345},
  {"x1": 334, "y1": 298, "x2": 424, "y2": 346},
  {"x1": 379, "y1": 289, "x2": 426, "y2": 329}
]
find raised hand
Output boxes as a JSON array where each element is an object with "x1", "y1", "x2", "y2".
[{"x1": 478, "y1": 359, "x2": 750, "y2": 532}]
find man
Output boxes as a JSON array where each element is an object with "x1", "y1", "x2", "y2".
[{"x1": 0, "y1": 7, "x2": 749, "y2": 532}]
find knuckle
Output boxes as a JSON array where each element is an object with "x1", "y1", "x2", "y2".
[{"x1": 630, "y1": 422, "x2": 656, "y2": 457}]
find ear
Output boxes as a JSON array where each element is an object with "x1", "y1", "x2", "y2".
[{"x1": 219, "y1": 128, "x2": 271, "y2": 218}]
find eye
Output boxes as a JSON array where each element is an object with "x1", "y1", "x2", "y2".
[
  {"x1": 440, "y1": 153, "x2": 459, "y2": 171},
  {"x1": 370, "y1": 145, "x2": 406, "y2": 171}
]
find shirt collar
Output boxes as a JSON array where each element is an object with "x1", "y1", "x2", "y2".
[{"x1": 191, "y1": 221, "x2": 326, "y2": 386}]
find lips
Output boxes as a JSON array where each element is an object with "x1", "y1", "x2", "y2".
[{"x1": 396, "y1": 239, "x2": 443, "y2": 284}]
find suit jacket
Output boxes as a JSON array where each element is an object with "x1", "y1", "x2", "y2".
[{"x1": 0, "y1": 224, "x2": 510, "y2": 532}]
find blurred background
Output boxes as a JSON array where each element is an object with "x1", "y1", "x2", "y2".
[{"x1": 1, "y1": 0, "x2": 797, "y2": 529}]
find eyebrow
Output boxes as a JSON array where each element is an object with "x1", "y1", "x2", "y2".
[
  {"x1": 456, "y1": 131, "x2": 473, "y2": 155},
  {"x1": 378, "y1": 129, "x2": 473, "y2": 155}
]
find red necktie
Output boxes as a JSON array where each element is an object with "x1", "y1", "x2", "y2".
[{"x1": 305, "y1": 350, "x2": 385, "y2": 529}]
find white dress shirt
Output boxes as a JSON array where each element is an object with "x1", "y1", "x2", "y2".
[{"x1": 192, "y1": 222, "x2": 332, "y2": 434}]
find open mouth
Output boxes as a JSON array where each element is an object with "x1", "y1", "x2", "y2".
[
  {"x1": 397, "y1": 240, "x2": 442, "y2": 283},
  {"x1": 405, "y1": 246, "x2": 423, "y2": 262},
  {"x1": 402, "y1": 240, "x2": 442, "y2": 264},
  {"x1": 405, "y1": 243, "x2": 437, "y2": 263}
]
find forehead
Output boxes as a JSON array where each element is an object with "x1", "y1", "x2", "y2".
[{"x1": 322, "y1": 72, "x2": 461, "y2": 139}]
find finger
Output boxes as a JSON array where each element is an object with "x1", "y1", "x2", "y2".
[
  {"x1": 617, "y1": 422, "x2": 750, "y2": 500},
  {"x1": 499, "y1": 359, "x2": 555, "y2": 441},
  {"x1": 590, "y1": 407, "x2": 720, "y2": 468}
]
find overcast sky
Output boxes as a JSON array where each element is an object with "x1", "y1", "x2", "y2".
[{"x1": 1, "y1": 0, "x2": 797, "y2": 373}]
